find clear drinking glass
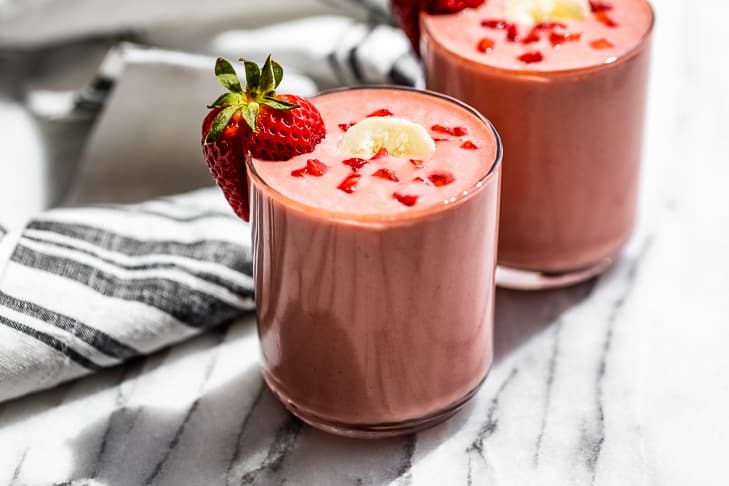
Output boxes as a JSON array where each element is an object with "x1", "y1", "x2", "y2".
[
  {"x1": 421, "y1": 2, "x2": 654, "y2": 289},
  {"x1": 247, "y1": 86, "x2": 502, "y2": 437}
]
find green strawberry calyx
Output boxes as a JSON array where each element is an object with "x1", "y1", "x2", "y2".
[{"x1": 204, "y1": 55, "x2": 298, "y2": 144}]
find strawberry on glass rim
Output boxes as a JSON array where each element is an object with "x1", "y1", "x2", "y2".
[
  {"x1": 390, "y1": 0, "x2": 486, "y2": 55},
  {"x1": 201, "y1": 55, "x2": 326, "y2": 221}
]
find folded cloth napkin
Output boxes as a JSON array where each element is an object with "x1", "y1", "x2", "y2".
[
  {"x1": 0, "y1": 189, "x2": 252, "y2": 403},
  {"x1": 0, "y1": 2, "x2": 420, "y2": 403}
]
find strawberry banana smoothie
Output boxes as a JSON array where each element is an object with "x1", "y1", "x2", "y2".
[
  {"x1": 248, "y1": 87, "x2": 502, "y2": 436},
  {"x1": 421, "y1": 0, "x2": 654, "y2": 288}
]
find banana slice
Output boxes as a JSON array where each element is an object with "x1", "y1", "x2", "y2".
[
  {"x1": 504, "y1": 0, "x2": 589, "y2": 23},
  {"x1": 339, "y1": 117, "x2": 436, "y2": 158}
]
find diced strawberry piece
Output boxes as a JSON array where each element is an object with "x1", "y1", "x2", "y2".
[
  {"x1": 410, "y1": 159, "x2": 424, "y2": 168},
  {"x1": 590, "y1": 38, "x2": 615, "y2": 49},
  {"x1": 480, "y1": 19, "x2": 513, "y2": 29},
  {"x1": 549, "y1": 31, "x2": 582, "y2": 47},
  {"x1": 521, "y1": 30, "x2": 540, "y2": 44},
  {"x1": 518, "y1": 51, "x2": 544, "y2": 63},
  {"x1": 432, "y1": 124, "x2": 469, "y2": 136},
  {"x1": 460, "y1": 140, "x2": 478, "y2": 150},
  {"x1": 595, "y1": 11, "x2": 618, "y2": 27},
  {"x1": 372, "y1": 168, "x2": 400, "y2": 182},
  {"x1": 507, "y1": 24, "x2": 520, "y2": 42},
  {"x1": 339, "y1": 122, "x2": 355, "y2": 132},
  {"x1": 533, "y1": 21, "x2": 568, "y2": 30},
  {"x1": 343, "y1": 157, "x2": 369, "y2": 171},
  {"x1": 291, "y1": 167, "x2": 307, "y2": 177},
  {"x1": 428, "y1": 171, "x2": 455, "y2": 187},
  {"x1": 367, "y1": 108, "x2": 394, "y2": 117},
  {"x1": 338, "y1": 173, "x2": 362, "y2": 194},
  {"x1": 477, "y1": 37, "x2": 495, "y2": 53},
  {"x1": 589, "y1": 1, "x2": 613, "y2": 13},
  {"x1": 306, "y1": 158, "x2": 328, "y2": 176},
  {"x1": 412, "y1": 176, "x2": 430, "y2": 184},
  {"x1": 393, "y1": 192, "x2": 419, "y2": 206},
  {"x1": 370, "y1": 147, "x2": 390, "y2": 160}
]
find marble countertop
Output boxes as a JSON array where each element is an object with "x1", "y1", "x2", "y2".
[{"x1": 1, "y1": 0, "x2": 728, "y2": 484}]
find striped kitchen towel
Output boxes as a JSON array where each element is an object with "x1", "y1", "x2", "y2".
[{"x1": 0, "y1": 188, "x2": 253, "y2": 403}]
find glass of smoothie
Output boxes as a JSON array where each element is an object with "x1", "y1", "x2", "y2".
[
  {"x1": 247, "y1": 86, "x2": 502, "y2": 437},
  {"x1": 420, "y1": 0, "x2": 654, "y2": 289}
]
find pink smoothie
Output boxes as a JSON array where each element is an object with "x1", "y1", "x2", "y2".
[
  {"x1": 248, "y1": 87, "x2": 502, "y2": 435},
  {"x1": 422, "y1": 0, "x2": 653, "y2": 280}
]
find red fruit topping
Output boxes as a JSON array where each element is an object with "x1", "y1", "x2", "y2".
[
  {"x1": 549, "y1": 31, "x2": 582, "y2": 47},
  {"x1": 291, "y1": 168, "x2": 306, "y2": 177},
  {"x1": 290, "y1": 158, "x2": 328, "y2": 178},
  {"x1": 428, "y1": 171, "x2": 455, "y2": 187},
  {"x1": 367, "y1": 108, "x2": 394, "y2": 117},
  {"x1": 507, "y1": 24, "x2": 520, "y2": 42},
  {"x1": 370, "y1": 147, "x2": 390, "y2": 160},
  {"x1": 412, "y1": 176, "x2": 430, "y2": 184},
  {"x1": 589, "y1": 1, "x2": 613, "y2": 13},
  {"x1": 460, "y1": 140, "x2": 478, "y2": 150},
  {"x1": 521, "y1": 30, "x2": 541, "y2": 44},
  {"x1": 343, "y1": 157, "x2": 369, "y2": 172},
  {"x1": 425, "y1": 0, "x2": 485, "y2": 14},
  {"x1": 339, "y1": 122, "x2": 354, "y2": 132},
  {"x1": 393, "y1": 192, "x2": 419, "y2": 207},
  {"x1": 477, "y1": 37, "x2": 496, "y2": 53},
  {"x1": 338, "y1": 173, "x2": 361, "y2": 194},
  {"x1": 480, "y1": 19, "x2": 513, "y2": 30},
  {"x1": 410, "y1": 159, "x2": 424, "y2": 168},
  {"x1": 201, "y1": 109, "x2": 249, "y2": 221},
  {"x1": 595, "y1": 11, "x2": 618, "y2": 27},
  {"x1": 433, "y1": 138, "x2": 450, "y2": 142},
  {"x1": 518, "y1": 51, "x2": 544, "y2": 64},
  {"x1": 432, "y1": 124, "x2": 469, "y2": 136},
  {"x1": 372, "y1": 168, "x2": 400, "y2": 182},
  {"x1": 305, "y1": 158, "x2": 328, "y2": 176},
  {"x1": 590, "y1": 38, "x2": 615, "y2": 49},
  {"x1": 533, "y1": 21, "x2": 568, "y2": 30}
]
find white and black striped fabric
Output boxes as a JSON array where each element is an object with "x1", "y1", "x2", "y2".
[
  {"x1": 0, "y1": 189, "x2": 252, "y2": 403},
  {"x1": 0, "y1": 0, "x2": 421, "y2": 403}
]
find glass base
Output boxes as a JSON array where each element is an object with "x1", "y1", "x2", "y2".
[
  {"x1": 263, "y1": 373, "x2": 487, "y2": 439},
  {"x1": 495, "y1": 257, "x2": 614, "y2": 290}
]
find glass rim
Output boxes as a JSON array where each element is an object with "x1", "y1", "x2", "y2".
[
  {"x1": 420, "y1": 0, "x2": 655, "y2": 78},
  {"x1": 245, "y1": 85, "x2": 503, "y2": 225}
]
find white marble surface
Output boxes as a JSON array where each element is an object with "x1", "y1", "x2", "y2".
[{"x1": 1, "y1": 0, "x2": 729, "y2": 484}]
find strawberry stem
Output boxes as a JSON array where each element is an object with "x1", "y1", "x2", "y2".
[{"x1": 204, "y1": 55, "x2": 298, "y2": 142}]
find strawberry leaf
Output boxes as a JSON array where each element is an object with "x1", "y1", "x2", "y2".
[
  {"x1": 241, "y1": 59, "x2": 261, "y2": 94},
  {"x1": 242, "y1": 102, "x2": 260, "y2": 132},
  {"x1": 261, "y1": 96, "x2": 298, "y2": 111},
  {"x1": 271, "y1": 60, "x2": 283, "y2": 88},
  {"x1": 215, "y1": 58, "x2": 242, "y2": 93},
  {"x1": 207, "y1": 92, "x2": 244, "y2": 109},
  {"x1": 205, "y1": 104, "x2": 239, "y2": 143},
  {"x1": 259, "y1": 55, "x2": 276, "y2": 97}
]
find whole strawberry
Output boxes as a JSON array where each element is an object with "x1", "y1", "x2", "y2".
[
  {"x1": 390, "y1": 0, "x2": 485, "y2": 54},
  {"x1": 202, "y1": 56, "x2": 326, "y2": 221}
]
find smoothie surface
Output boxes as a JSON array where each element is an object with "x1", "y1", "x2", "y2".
[
  {"x1": 422, "y1": 0, "x2": 653, "y2": 72},
  {"x1": 250, "y1": 88, "x2": 498, "y2": 217}
]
